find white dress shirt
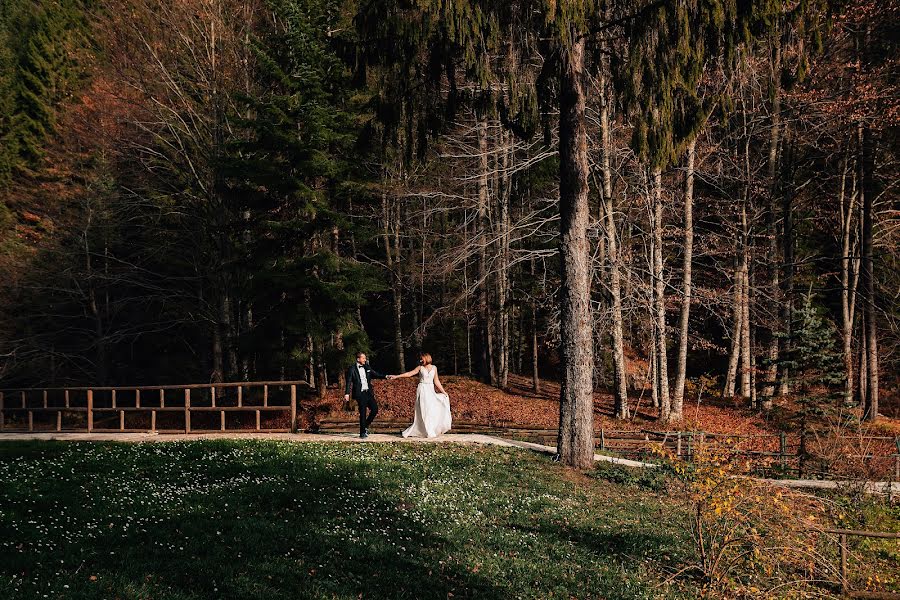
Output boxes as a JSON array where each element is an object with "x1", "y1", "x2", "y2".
[{"x1": 357, "y1": 364, "x2": 368, "y2": 391}]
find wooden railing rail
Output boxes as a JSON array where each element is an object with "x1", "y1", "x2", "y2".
[
  {"x1": 0, "y1": 380, "x2": 311, "y2": 434},
  {"x1": 825, "y1": 529, "x2": 900, "y2": 599}
]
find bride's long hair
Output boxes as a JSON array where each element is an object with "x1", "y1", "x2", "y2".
[{"x1": 419, "y1": 352, "x2": 432, "y2": 365}]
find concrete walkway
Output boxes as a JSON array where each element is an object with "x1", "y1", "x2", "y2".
[
  {"x1": 0, "y1": 431, "x2": 655, "y2": 468},
  {"x1": 2, "y1": 431, "x2": 897, "y2": 495}
]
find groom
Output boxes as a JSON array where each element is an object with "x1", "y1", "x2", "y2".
[{"x1": 344, "y1": 352, "x2": 387, "y2": 439}]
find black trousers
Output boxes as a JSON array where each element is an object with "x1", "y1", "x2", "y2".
[{"x1": 355, "y1": 389, "x2": 378, "y2": 435}]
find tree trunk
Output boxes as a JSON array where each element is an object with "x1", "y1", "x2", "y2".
[
  {"x1": 857, "y1": 313, "x2": 867, "y2": 406},
  {"x1": 477, "y1": 116, "x2": 493, "y2": 384},
  {"x1": 531, "y1": 302, "x2": 540, "y2": 393},
  {"x1": 652, "y1": 167, "x2": 671, "y2": 422},
  {"x1": 724, "y1": 256, "x2": 742, "y2": 397},
  {"x1": 672, "y1": 139, "x2": 695, "y2": 420},
  {"x1": 600, "y1": 71, "x2": 629, "y2": 419},
  {"x1": 498, "y1": 129, "x2": 511, "y2": 388},
  {"x1": 762, "y1": 41, "x2": 782, "y2": 406},
  {"x1": 778, "y1": 134, "x2": 795, "y2": 397},
  {"x1": 556, "y1": 39, "x2": 595, "y2": 469},
  {"x1": 740, "y1": 204, "x2": 752, "y2": 400},
  {"x1": 212, "y1": 300, "x2": 224, "y2": 383},
  {"x1": 839, "y1": 150, "x2": 859, "y2": 406},
  {"x1": 860, "y1": 125, "x2": 878, "y2": 421},
  {"x1": 383, "y1": 192, "x2": 405, "y2": 372}
]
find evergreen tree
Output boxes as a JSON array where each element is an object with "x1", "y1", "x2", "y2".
[
  {"x1": 8, "y1": 0, "x2": 90, "y2": 172},
  {"x1": 226, "y1": 0, "x2": 382, "y2": 387}
]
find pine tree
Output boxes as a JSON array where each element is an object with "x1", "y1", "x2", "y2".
[
  {"x1": 13, "y1": 0, "x2": 90, "y2": 168},
  {"x1": 226, "y1": 0, "x2": 382, "y2": 386},
  {"x1": 782, "y1": 291, "x2": 843, "y2": 396}
]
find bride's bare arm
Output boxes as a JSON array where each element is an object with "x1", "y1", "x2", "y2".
[
  {"x1": 433, "y1": 368, "x2": 446, "y2": 395},
  {"x1": 389, "y1": 365, "x2": 421, "y2": 380}
]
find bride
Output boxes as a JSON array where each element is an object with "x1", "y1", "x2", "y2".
[{"x1": 388, "y1": 352, "x2": 452, "y2": 438}]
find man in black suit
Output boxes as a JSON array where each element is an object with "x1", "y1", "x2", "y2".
[{"x1": 344, "y1": 352, "x2": 388, "y2": 438}]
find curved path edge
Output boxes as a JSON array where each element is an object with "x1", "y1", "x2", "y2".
[{"x1": 1, "y1": 432, "x2": 896, "y2": 495}]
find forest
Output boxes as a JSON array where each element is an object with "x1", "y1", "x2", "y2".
[{"x1": 0, "y1": 0, "x2": 897, "y2": 466}]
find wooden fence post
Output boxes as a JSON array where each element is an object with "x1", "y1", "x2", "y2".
[
  {"x1": 894, "y1": 437, "x2": 900, "y2": 481},
  {"x1": 290, "y1": 385, "x2": 297, "y2": 434},
  {"x1": 839, "y1": 533, "x2": 848, "y2": 595},
  {"x1": 779, "y1": 432, "x2": 787, "y2": 469},
  {"x1": 599, "y1": 428, "x2": 605, "y2": 451},
  {"x1": 184, "y1": 389, "x2": 191, "y2": 433},
  {"x1": 87, "y1": 390, "x2": 94, "y2": 433},
  {"x1": 676, "y1": 432, "x2": 682, "y2": 457}
]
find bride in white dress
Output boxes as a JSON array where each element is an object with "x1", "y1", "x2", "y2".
[{"x1": 388, "y1": 352, "x2": 452, "y2": 438}]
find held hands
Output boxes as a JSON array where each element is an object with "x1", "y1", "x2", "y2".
[{"x1": 386, "y1": 375, "x2": 395, "y2": 380}]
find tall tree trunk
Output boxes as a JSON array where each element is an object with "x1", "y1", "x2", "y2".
[
  {"x1": 762, "y1": 38, "x2": 782, "y2": 406},
  {"x1": 600, "y1": 70, "x2": 629, "y2": 419},
  {"x1": 530, "y1": 258, "x2": 541, "y2": 394},
  {"x1": 532, "y1": 303, "x2": 540, "y2": 393},
  {"x1": 498, "y1": 129, "x2": 511, "y2": 388},
  {"x1": 860, "y1": 124, "x2": 879, "y2": 420},
  {"x1": 332, "y1": 225, "x2": 346, "y2": 393},
  {"x1": 477, "y1": 116, "x2": 493, "y2": 384},
  {"x1": 857, "y1": 312, "x2": 867, "y2": 406},
  {"x1": 724, "y1": 256, "x2": 743, "y2": 397},
  {"x1": 556, "y1": 39, "x2": 595, "y2": 469},
  {"x1": 464, "y1": 211, "x2": 473, "y2": 375},
  {"x1": 652, "y1": 167, "x2": 671, "y2": 422},
  {"x1": 383, "y1": 192, "x2": 405, "y2": 372},
  {"x1": 212, "y1": 300, "x2": 224, "y2": 383},
  {"x1": 778, "y1": 135, "x2": 795, "y2": 397},
  {"x1": 672, "y1": 139, "x2": 696, "y2": 420},
  {"x1": 839, "y1": 151, "x2": 859, "y2": 406},
  {"x1": 740, "y1": 204, "x2": 752, "y2": 399}
]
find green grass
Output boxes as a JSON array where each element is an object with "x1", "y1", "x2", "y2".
[{"x1": 0, "y1": 440, "x2": 700, "y2": 599}]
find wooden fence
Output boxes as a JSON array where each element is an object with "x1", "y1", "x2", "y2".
[
  {"x1": 827, "y1": 528, "x2": 900, "y2": 599},
  {"x1": 317, "y1": 418, "x2": 900, "y2": 479},
  {"x1": 0, "y1": 381, "x2": 308, "y2": 434}
]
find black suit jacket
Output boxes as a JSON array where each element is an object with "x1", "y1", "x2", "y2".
[{"x1": 345, "y1": 362, "x2": 386, "y2": 399}]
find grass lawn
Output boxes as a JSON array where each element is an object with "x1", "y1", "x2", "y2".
[{"x1": 0, "y1": 440, "x2": 700, "y2": 599}]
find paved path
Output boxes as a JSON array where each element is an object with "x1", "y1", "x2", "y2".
[
  {"x1": 2, "y1": 432, "x2": 897, "y2": 495},
  {"x1": 0, "y1": 431, "x2": 655, "y2": 468}
]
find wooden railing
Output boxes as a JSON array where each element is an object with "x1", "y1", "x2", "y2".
[
  {"x1": 827, "y1": 528, "x2": 900, "y2": 599},
  {"x1": 317, "y1": 419, "x2": 900, "y2": 479},
  {"x1": 0, "y1": 381, "x2": 310, "y2": 434}
]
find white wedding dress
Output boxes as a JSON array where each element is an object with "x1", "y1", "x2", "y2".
[{"x1": 402, "y1": 366, "x2": 452, "y2": 438}]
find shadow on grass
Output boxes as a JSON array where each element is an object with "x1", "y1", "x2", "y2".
[{"x1": 0, "y1": 440, "x2": 503, "y2": 600}]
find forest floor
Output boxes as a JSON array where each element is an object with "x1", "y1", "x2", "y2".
[
  {"x1": 303, "y1": 373, "x2": 900, "y2": 438},
  {"x1": 2, "y1": 439, "x2": 896, "y2": 599}
]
